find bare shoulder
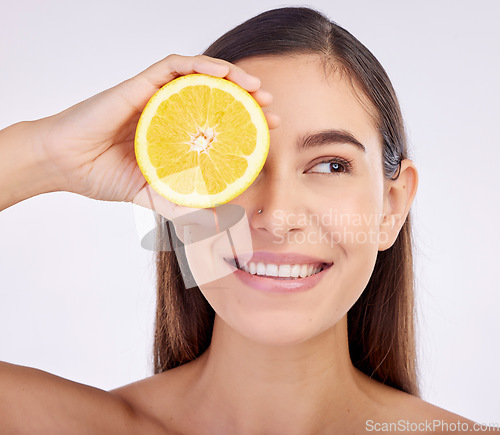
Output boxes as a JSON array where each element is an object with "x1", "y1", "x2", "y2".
[
  {"x1": 362, "y1": 374, "x2": 478, "y2": 431},
  {"x1": 110, "y1": 362, "x2": 195, "y2": 434},
  {"x1": 393, "y1": 391, "x2": 476, "y2": 425},
  {"x1": 0, "y1": 361, "x2": 166, "y2": 434}
]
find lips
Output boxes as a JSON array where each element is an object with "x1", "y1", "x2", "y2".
[{"x1": 221, "y1": 251, "x2": 334, "y2": 293}]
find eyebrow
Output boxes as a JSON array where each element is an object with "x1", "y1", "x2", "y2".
[{"x1": 297, "y1": 129, "x2": 367, "y2": 153}]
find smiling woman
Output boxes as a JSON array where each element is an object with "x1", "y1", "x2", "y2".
[
  {"x1": 121, "y1": 7, "x2": 476, "y2": 433},
  {"x1": 0, "y1": 5, "x2": 482, "y2": 435}
]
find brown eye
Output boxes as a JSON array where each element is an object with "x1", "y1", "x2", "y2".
[
  {"x1": 329, "y1": 162, "x2": 345, "y2": 173},
  {"x1": 308, "y1": 157, "x2": 353, "y2": 175}
]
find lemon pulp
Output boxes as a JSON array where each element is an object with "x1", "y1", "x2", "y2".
[{"x1": 135, "y1": 74, "x2": 270, "y2": 208}]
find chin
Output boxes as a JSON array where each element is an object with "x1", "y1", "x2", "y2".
[{"x1": 222, "y1": 310, "x2": 332, "y2": 347}]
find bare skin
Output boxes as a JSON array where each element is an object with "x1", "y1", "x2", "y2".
[
  {"x1": 112, "y1": 340, "x2": 476, "y2": 434},
  {"x1": 0, "y1": 53, "x2": 277, "y2": 434},
  {"x1": 112, "y1": 54, "x2": 478, "y2": 434},
  {"x1": 0, "y1": 54, "x2": 478, "y2": 433}
]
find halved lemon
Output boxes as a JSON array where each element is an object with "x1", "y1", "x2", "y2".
[{"x1": 135, "y1": 73, "x2": 270, "y2": 208}]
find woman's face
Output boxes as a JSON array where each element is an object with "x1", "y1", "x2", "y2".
[{"x1": 188, "y1": 53, "x2": 389, "y2": 345}]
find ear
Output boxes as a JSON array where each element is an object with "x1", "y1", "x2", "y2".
[{"x1": 378, "y1": 159, "x2": 419, "y2": 251}]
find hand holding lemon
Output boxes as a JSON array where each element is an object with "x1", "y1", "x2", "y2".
[{"x1": 26, "y1": 54, "x2": 279, "y2": 221}]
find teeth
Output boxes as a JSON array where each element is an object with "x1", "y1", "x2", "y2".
[
  {"x1": 291, "y1": 264, "x2": 300, "y2": 277},
  {"x1": 266, "y1": 263, "x2": 279, "y2": 277},
  {"x1": 256, "y1": 262, "x2": 267, "y2": 276},
  {"x1": 299, "y1": 265, "x2": 308, "y2": 278},
  {"x1": 235, "y1": 261, "x2": 324, "y2": 278},
  {"x1": 249, "y1": 262, "x2": 256, "y2": 275},
  {"x1": 278, "y1": 265, "x2": 291, "y2": 277}
]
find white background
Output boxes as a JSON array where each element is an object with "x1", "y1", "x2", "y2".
[{"x1": 1, "y1": 0, "x2": 499, "y2": 424}]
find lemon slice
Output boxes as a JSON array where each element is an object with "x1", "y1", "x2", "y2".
[{"x1": 135, "y1": 73, "x2": 270, "y2": 208}]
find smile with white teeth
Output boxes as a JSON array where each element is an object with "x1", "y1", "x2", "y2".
[{"x1": 226, "y1": 259, "x2": 327, "y2": 279}]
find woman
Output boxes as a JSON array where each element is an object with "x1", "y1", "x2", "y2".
[{"x1": 0, "y1": 6, "x2": 476, "y2": 434}]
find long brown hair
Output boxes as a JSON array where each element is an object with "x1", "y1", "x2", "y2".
[{"x1": 153, "y1": 6, "x2": 419, "y2": 396}]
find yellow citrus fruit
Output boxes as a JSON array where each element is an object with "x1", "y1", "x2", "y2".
[{"x1": 135, "y1": 73, "x2": 270, "y2": 208}]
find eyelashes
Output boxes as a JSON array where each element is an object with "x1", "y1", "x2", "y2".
[{"x1": 308, "y1": 156, "x2": 354, "y2": 175}]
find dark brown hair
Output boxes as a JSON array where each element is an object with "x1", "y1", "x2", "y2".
[{"x1": 153, "y1": 6, "x2": 419, "y2": 396}]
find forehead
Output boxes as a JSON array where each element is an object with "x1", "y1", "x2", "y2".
[{"x1": 235, "y1": 54, "x2": 381, "y2": 155}]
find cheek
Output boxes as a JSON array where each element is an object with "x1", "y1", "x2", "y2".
[
  {"x1": 314, "y1": 178, "x2": 383, "y2": 249},
  {"x1": 313, "y1": 181, "x2": 383, "y2": 298}
]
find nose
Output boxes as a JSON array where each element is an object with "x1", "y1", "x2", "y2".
[{"x1": 248, "y1": 168, "x2": 306, "y2": 239}]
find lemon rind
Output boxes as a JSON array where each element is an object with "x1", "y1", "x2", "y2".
[{"x1": 135, "y1": 74, "x2": 270, "y2": 208}]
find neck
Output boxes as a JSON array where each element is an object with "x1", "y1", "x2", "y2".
[{"x1": 187, "y1": 314, "x2": 371, "y2": 434}]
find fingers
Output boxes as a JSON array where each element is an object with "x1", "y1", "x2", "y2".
[
  {"x1": 264, "y1": 112, "x2": 281, "y2": 130},
  {"x1": 248, "y1": 88, "x2": 280, "y2": 130},
  {"x1": 137, "y1": 54, "x2": 282, "y2": 131},
  {"x1": 191, "y1": 55, "x2": 262, "y2": 94},
  {"x1": 250, "y1": 88, "x2": 273, "y2": 107},
  {"x1": 140, "y1": 54, "x2": 259, "y2": 93}
]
